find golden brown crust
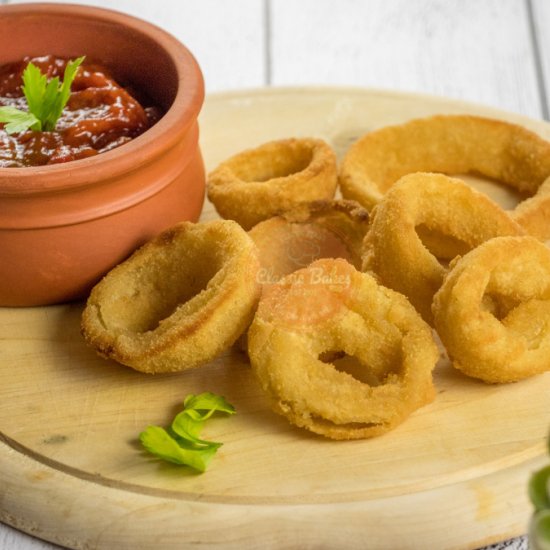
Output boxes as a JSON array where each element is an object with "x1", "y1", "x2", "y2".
[
  {"x1": 339, "y1": 114, "x2": 550, "y2": 238},
  {"x1": 81, "y1": 220, "x2": 261, "y2": 373},
  {"x1": 511, "y1": 175, "x2": 550, "y2": 240},
  {"x1": 207, "y1": 138, "x2": 338, "y2": 230},
  {"x1": 248, "y1": 258, "x2": 438, "y2": 440},
  {"x1": 432, "y1": 236, "x2": 550, "y2": 383},
  {"x1": 362, "y1": 173, "x2": 526, "y2": 324},
  {"x1": 275, "y1": 198, "x2": 370, "y2": 225}
]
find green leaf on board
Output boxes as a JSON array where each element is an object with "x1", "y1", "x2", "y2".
[{"x1": 140, "y1": 392, "x2": 235, "y2": 473}]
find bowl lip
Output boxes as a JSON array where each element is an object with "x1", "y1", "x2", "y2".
[{"x1": 0, "y1": 2, "x2": 205, "y2": 193}]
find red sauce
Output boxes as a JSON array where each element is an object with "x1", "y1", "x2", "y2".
[{"x1": 0, "y1": 55, "x2": 162, "y2": 167}]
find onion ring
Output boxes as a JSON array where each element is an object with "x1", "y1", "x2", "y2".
[
  {"x1": 339, "y1": 114, "x2": 550, "y2": 239},
  {"x1": 249, "y1": 199, "x2": 370, "y2": 284},
  {"x1": 81, "y1": 220, "x2": 261, "y2": 373},
  {"x1": 362, "y1": 172, "x2": 525, "y2": 324},
  {"x1": 513, "y1": 175, "x2": 550, "y2": 240},
  {"x1": 207, "y1": 138, "x2": 338, "y2": 230},
  {"x1": 248, "y1": 258, "x2": 438, "y2": 440},
  {"x1": 432, "y1": 236, "x2": 550, "y2": 383}
]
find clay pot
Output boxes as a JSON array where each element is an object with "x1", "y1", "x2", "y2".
[{"x1": 0, "y1": 3, "x2": 205, "y2": 306}]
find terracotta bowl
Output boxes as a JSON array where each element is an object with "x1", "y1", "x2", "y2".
[{"x1": 0, "y1": 3, "x2": 205, "y2": 306}]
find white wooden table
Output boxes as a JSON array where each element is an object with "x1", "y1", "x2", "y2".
[{"x1": 0, "y1": 0, "x2": 546, "y2": 548}]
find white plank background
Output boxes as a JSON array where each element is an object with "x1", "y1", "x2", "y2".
[
  {"x1": 4, "y1": 0, "x2": 549, "y2": 118},
  {"x1": 0, "y1": 0, "x2": 545, "y2": 548}
]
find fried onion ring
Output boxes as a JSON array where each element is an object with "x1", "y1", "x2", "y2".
[
  {"x1": 207, "y1": 138, "x2": 338, "y2": 230},
  {"x1": 248, "y1": 258, "x2": 438, "y2": 440},
  {"x1": 339, "y1": 114, "x2": 550, "y2": 239},
  {"x1": 249, "y1": 199, "x2": 370, "y2": 284},
  {"x1": 81, "y1": 220, "x2": 260, "y2": 373},
  {"x1": 432, "y1": 236, "x2": 550, "y2": 383},
  {"x1": 362, "y1": 173, "x2": 525, "y2": 324}
]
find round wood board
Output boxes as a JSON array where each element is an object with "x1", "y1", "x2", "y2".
[{"x1": 1, "y1": 88, "x2": 549, "y2": 550}]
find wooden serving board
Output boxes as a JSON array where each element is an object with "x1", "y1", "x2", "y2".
[{"x1": 1, "y1": 88, "x2": 550, "y2": 550}]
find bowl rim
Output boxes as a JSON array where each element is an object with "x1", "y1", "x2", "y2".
[{"x1": 0, "y1": 2, "x2": 205, "y2": 193}]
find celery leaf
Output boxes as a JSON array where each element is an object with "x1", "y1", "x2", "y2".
[
  {"x1": 140, "y1": 392, "x2": 235, "y2": 473},
  {"x1": 183, "y1": 392, "x2": 237, "y2": 421},
  {"x1": 0, "y1": 106, "x2": 40, "y2": 133},
  {"x1": 1, "y1": 56, "x2": 85, "y2": 135},
  {"x1": 139, "y1": 426, "x2": 218, "y2": 473}
]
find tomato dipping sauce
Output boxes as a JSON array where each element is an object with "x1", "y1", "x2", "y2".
[{"x1": 0, "y1": 55, "x2": 161, "y2": 167}]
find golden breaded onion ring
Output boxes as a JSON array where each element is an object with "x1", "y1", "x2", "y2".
[
  {"x1": 249, "y1": 199, "x2": 369, "y2": 284},
  {"x1": 207, "y1": 138, "x2": 338, "y2": 230},
  {"x1": 513, "y1": 176, "x2": 550, "y2": 240},
  {"x1": 248, "y1": 258, "x2": 438, "y2": 440},
  {"x1": 81, "y1": 220, "x2": 260, "y2": 373},
  {"x1": 432, "y1": 236, "x2": 550, "y2": 383},
  {"x1": 340, "y1": 114, "x2": 550, "y2": 239},
  {"x1": 363, "y1": 173, "x2": 525, "y2": 324}
]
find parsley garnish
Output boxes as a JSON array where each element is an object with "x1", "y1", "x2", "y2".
[
  {"x1": 529, "y1": 433, "x2": 550, "y2": 549},
  {"x1": 140, "y1": 392, "x2": 236, "y2": 473},
  {"x1": 0, "y1": 56, "x2": 85, "y2": 134}
]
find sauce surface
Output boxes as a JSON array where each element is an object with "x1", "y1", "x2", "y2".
[{"x1": 0, "y1": 55, "x2": 161, "y2": 167}]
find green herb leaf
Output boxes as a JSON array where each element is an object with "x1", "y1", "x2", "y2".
[
  {"x1": 1, "y1": 56, "x2": 85, "y2": 135},
  {"x1": 530, "y1": 510, "x2": 550, "y2": 550},
  {"x1": 140, "y1": 392, "x2": 235, "y2": 473},
  {"x1": 531, "y1": 465, "x2": 550, "y2": 513},
  {"x1": 43, "y1": 56, "x2": 85, "y2": 131},
  {"x1": 21, "y1": 62, "x2": 48, "y2": 125},
  {"x1": 0, "y1": 106, "x2": 40, "y2": 133},
  {"x1": 57, "y1": 58, "x2": 84, "y2": 115},
  {"x1": 139, "y1": 426, "x2": 218, "y2": 473},
  {"x1": 39, "y1": 76, "x2": 62, "y2": 131},
  {"x1": 171, "y1": 412, "x2": 223, "y2": 448},
  {"x1": 183, "y1": 392, "x2": 237, "y2": 421}
]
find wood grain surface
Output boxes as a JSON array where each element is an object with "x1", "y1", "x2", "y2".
[
  {"x1": 1, "y1": 1, "x2": 548, "y2": 548},
  {"x1": 1, "y1": 88, "x2": 549, "y2": 550}
]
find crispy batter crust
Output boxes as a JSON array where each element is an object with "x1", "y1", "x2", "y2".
[
  {"x1": 432, "y1": 236, "x2": 550, "y2": 383},
  {"x1": 339, "y1": 114, "x2": 550, "y2": 239},
  {"x1": 248, "y1": 258, "x2": 438, "y2": 440},
  {"x1": 362, "y1": 173, "x2": 525, "y2": 324},
  {"x1": 207, "y1": 138, "x2": 338, "y2": 230},
  {"x1": 81, "y1": 220, "x2": 261, "y2": 373}
]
